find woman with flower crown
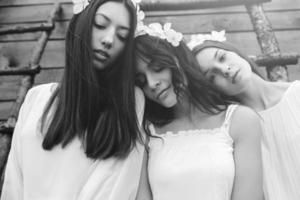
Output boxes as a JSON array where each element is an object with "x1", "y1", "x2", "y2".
[
  {"x1": 134, "y1": 23, "x2": 264, "y2": 200},
  {"x1": 1, "y1": 0, "x2": 146, "y2": 199},
  {"x1": 191, "y1": 34, "x2": 300, "y2": 200}
]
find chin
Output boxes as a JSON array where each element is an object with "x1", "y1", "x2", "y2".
[
  {"x1": 93, "y1": 60, "x2": 108, "y2": 70},
  {"x1": 163, "y1": 98, "x2": 177, "y2": 108}
]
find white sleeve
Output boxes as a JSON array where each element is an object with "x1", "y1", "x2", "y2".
[{"x1": 1, "y1": 87, "x2": 39, "y2": 200}]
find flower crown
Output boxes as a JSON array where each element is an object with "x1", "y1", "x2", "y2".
[
  {"x1": 187, "y1": 30, "x2": 226, "y2": 50},
  {"x1": 135, "y1": 22, "x2": 183, "y2": 47}
]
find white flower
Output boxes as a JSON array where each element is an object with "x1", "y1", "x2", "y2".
[
  {"x1": 187, "y1": 30, "x2": 227, "y2": 50},
  {"x1": 211, "y1": 30, "x2": 226, "y2": 42},
  {"x1": 135, "y1": 22, "x2": 147, "y2": 37},
  {"x1": 164, "y1": 23, "x2": 183, "y2": 47},
  {"x1": 137, "y1": 8, "x2": 145, "y2": 22},
  {"x1": 148, "y1": 23, "x2": 166, "y2": 39},
  {"x1": 72, "y1": 0, "x2": 89, "y2": 14},
  {"x1": 135, "y1": 22, "x2": 183, "y2": 47}
]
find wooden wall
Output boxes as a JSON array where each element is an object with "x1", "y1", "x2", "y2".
[{"x1": 0, "y1": 0, "x2": 300, "y2": 121}]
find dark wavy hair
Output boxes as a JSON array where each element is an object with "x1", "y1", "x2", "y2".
[
  {"x1": 192, "y1": 40, "x2": 264, "y2": 101},
  {"x1": 134, "y1": 35, "x2": 232, "y2": 128},
  {"x1": 41, "y1": 0, "x2": 141, "y2": 159}
]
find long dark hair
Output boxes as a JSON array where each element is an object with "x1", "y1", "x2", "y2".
[
  {"x1": 41, "y1": 0, "x2": 141, "y2": 159},
  {"x1": 134, "y1": 35, "x2": 231, "y2": 127}
]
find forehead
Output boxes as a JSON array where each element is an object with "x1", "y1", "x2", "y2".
[
  {"x1": 195, "y1": 47, "x2": 218, "y2": 71},
  {"x1": 95, "y1": 2, "x2": 130, "y2": 27},
  {"x1": 136, "y1": 56, "x2": 151, "y2": 73}
]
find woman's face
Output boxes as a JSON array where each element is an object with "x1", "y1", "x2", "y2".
[
  {"x1": 195, "y1": 47, "x2": 252, "y2": 95},
  {"x1": 91, "y1": 1, "x2": 130, "y2": 70},
  {"x1": 135, "y1": 57, "x2": 178, "y2": 108}
]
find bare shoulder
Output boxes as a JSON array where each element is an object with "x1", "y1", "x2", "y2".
[
  {"x1": 134, "y1": 86, "x2": 145, "y2": 108},
  {"x1": 229, "y1": 105, "x2": 262, "y2": 141}
]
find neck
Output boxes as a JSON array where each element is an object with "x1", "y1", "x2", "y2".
[
  {"x1": 235, "y1": 74, "x2": 269, "y2": 111},
  {"x1": 173, "y1": 95, "x2": 191, "y2": 119}
]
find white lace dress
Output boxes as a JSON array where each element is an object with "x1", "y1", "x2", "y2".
[
  {"x1": 148, "y1": 105, "x2": 237, "y2": 200},
  {"x1": 259, "y1": 81, "x2": 300, "y2": 200}
]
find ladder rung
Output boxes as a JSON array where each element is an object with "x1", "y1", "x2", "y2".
[
  {"x1": 249, "y1": 53, "x2": 299, "y2": 67},
  {"x1": 0, "y1": 65, "x2": 40, "y2": 76},
  {"x1": 0, "y1": 23, "x2": 54, "y2": 35}
]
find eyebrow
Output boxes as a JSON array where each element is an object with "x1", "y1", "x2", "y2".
[
  {"x1": 214, "y1": 49, "x2": 219, "y2": 60},
  {"x1": 95, "y1": 13, "x2": 130, "y2": 30}
]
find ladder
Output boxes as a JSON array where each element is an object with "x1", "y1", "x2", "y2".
[{"x1": 0, "y1": 3, "x2": 61, "y2": 188}]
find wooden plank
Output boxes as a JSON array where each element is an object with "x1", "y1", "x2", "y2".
[
  {"x1": 0, "y1": 22, "x2": 68, "y2": 42},
  {"x1": 0, "y1": 40, "x2": 65, "y2": 68},
  {"x1": 1, "y1": 30, "x2": 300, "y2": 69},
  {"x1": 34, "y1": 67, "x2": 64, "y2": 84},
  {"x1": 146, "y1": 10, "x2": 300, "y2": 34},
  {"x1": 0, "y1": 0, "x2": 69, "y2": 6},
  {"x1": 0, "y1": 4, "x2": 70, "y2": 24},
  {"x1": 0, "y1": 68, "x2": 63, "y2": 102},
  {"x1": 0, "y1": 0, "x2": 270, "y2": 8},
  {"x1": 1, "y1": 9, "x2": 300, "y2": 42},
  {"x1": 0, "y1": 101, "x2": 13, "y2": 121},
  {"x1": 140, "y1": 0, "x2": 270, "y2": 11},
  {"x1": 0, "y1": 76, "x2": 20, "y2": 101},
  {"x1": 0, "y1": 1, "x2": 300, "y2": 26}
]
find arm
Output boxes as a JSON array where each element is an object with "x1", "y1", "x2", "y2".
[
  {"x1": 229, "y1": 106, "x2": 264, "y2": 200},
  {"x1": 135, "y1": 149, "x2": 153, "y2": 200},
  {"x1": 1, "y1": 88, "x2": 37, "y2": 200}
]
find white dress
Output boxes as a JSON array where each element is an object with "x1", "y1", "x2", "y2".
[
  {"x1": 1, "y1": 83, "x2": 145, "y2": 200},
  {"x1": 148, "y1": 105, "x2": 237, "y2": 200},
  {"x1": 259, "y1": 81, "x2": 300, "y2": 200}
]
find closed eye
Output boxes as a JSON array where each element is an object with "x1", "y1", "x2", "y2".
[
  {"x1": 208, "y1": 74, "x2": 216, "y2": 83},
  {"x1": 219, "y1": 51, "x2": 226, "y2": 62},
  {"x1": 117, "y1": 30, "x2": 129, "y2": 41}
]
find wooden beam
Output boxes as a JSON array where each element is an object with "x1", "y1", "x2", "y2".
[
  {"x1": 0, "y1": 23, "x2": 53, "y2": 35},
  {"x1": 246, "y1": 3, "x2": 289, "y2": 81},
  {"x1": 4, "y1": 3, "x2": 62, "y2": 131},
  {"x1": 140, "y1": 0, "x2": 271, "y2": 11},
  {"x1": 249, "y1": 53, "x2": 300, "y2": 67},
  {"x1": 0, "y1": 65, "x2": 40, "y2": 76}
]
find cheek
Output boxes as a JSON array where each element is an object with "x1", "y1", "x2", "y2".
[
  {"x1": 143, "y1": 88, "x2": 154, "y2": 101},
  {"x1": 113, "y1": 40, "x2": 126, "y2": 55},
  {"x1": 91, "y1": 28, "x2": 100, "y2": 48},
  {"x1": 213, "y1": 77, "x2": 232, "y2": 93}
]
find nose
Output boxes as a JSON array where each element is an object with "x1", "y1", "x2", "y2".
[
  {"x1": 146, "y1": 73, "x2": 161, "y2": 90},
  {"x1": 101, "y1": 28, "x2": 115, "y2": 49},
  {"x1": 216, "y1": 63, "x2": 231, "y2": 77}
]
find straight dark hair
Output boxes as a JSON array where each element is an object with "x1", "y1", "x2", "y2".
[
  {"x1": 41, "y1": 0, "x2": 141, "y2": 159},
  {"x1": 134, "y1": 35, "x2": 231, "y2": 127}
]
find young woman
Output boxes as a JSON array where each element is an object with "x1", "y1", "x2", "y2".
[
  {"x1": 193, "y1": 40, "x2": 300, "y2": 200},
  {"x1": 1, "y1": 0, "x2": 145, "y2": 199},
  {"x1": 134, "y1": 24, "x2": 264, "y2": 200}
]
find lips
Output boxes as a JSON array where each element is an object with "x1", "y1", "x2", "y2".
[
  {"x1": 156, "y1": 86, "x2": 170, "y2": 100},
  {"x1": 93, "y1": 49, "x2": 110, "y2": 62},
  {"x1": 231, "y1": 69, "x2": 240, "y2": 83}
]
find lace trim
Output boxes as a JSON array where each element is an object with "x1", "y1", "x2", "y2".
[{"x1": 154, "y1": 126, "x2": 227, "y2": 138}]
